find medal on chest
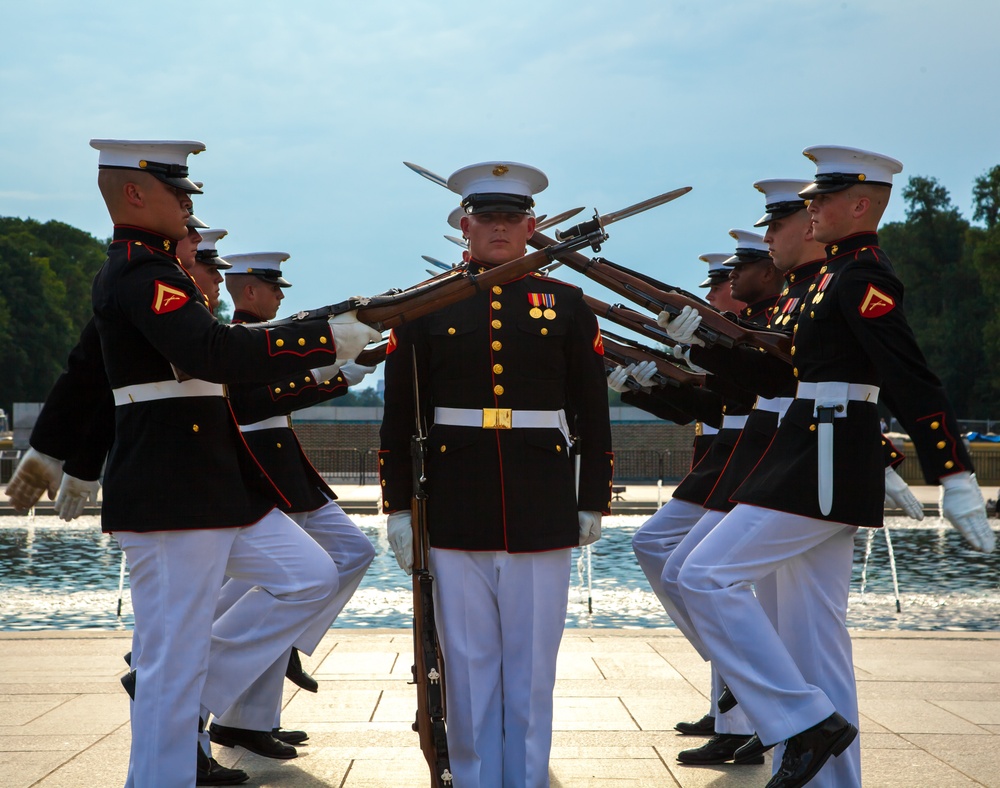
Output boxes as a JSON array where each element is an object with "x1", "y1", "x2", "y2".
[{"x1": 528, "y1": 292, "x2": 557, "y2": 320}]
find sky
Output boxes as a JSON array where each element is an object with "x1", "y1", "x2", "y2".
[{"x1": 2, "y1": 0, "x2": 998, "y2": 378}]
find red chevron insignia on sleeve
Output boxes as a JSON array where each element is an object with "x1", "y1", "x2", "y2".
[
  {"x1": 858, "y1": 283, "x2": 895, "y2": 318},
  {"x1": 593, "y1": 328, "x2": 605, "y2": 355},
  {"x1": 151, "y1": 281, "x2": 190, "y2": 314},
  {"x1": 386, "y1": 329, "x2": 398, "y2": 354}
]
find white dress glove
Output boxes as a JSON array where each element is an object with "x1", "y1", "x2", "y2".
[
  {"x1": 884, "y1": 467, "x2": 923, "y2": 520},
  {"x1": 53, "y1": 474, "x2": 100, "y2": 522},
  {"x1": 671, "y1": 343, "x2": 708, "y2": 374},
  {"x1": 607, "y1": 364, "x2": 635, "y2": 393},
  {"x1": 578, "y1": 511, "x2": 602, "y2": 546},
  {"x1": 631, "y1": 360, "x2": 659, "y2": 388},
  {"x1": 386, "y1": 511, "x2": 414, "y2": 574},
  {"x1": 328, "y1": 310, "x2": 383, "y2": 364},
  {"x1": 6, "y1": 447, "x2": 63, "y2": 511},
  {"x1": 656, "y1": 305, "x2": 705, "y2": 346},
  {"x1": 940, "y1": 472, "x2": 995, "y2": 553},
  {"x1": 339, "y1": 362, "x2": 377, "y2": 387}
]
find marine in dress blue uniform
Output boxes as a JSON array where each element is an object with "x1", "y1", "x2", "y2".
[
  {"x1": 88, "y1": 139, "x2": 381, "y2": 788},
  {"x1": 380, "y1": 162, "x2": 613, "y2": 788},
  {"x1": 621, "y1": 232, "x2": 782, "y2": 761},
  {"x1": 677, "y1": 146, "x2": 995, "y2": 788},
  {"x1": 209, "y1": 253, "x2": 376, "y2": 755}
]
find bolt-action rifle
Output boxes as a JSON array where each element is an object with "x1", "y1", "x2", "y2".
[
  {"x1": 600, "y1": 330, "x2": 705, "y2": 389},
  {"x1": 528, "y1": 229, "x2": 793, "y2": 363},
  {"x1": 408, "y1": 348, "x2": 453, "y2": 787}
]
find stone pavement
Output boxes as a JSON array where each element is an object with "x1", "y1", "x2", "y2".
[{"x1": 1, "y1": 628, "x2": 998, "y2": 787}]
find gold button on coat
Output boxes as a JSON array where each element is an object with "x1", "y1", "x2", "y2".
[
  {"x1": 937, "y1": 441, "x2": 947, "y2": 449},
  {"x1": 192, "y1": 424, "x2": 199, "y2": 433},
  {"x1": 448, "y1": 327, "x2": 456, "y2": 335},
  {"x1": 492, "y1": 340, "x2": 502, "y2": 351},
  {"x1": 276, "y1": 339, "x2": 284, "y2": 347},
  {"x1": 491, "y1": 301, "x2": 502, "y2": 310},
  {"x1": 945, "y1": 460, "x2": 955, "y2": 469},
  {"x1": 540, "y1": 328, "x2": 548, "y2": 335},
  {"x1": 494, "y1": 385, "x2": 504, "y2": 395},
  {"x1": 931, "y1": 421, "x2": 940, "y2": 430},
  {"x1": 493, "y1": 364, "x2": 503, "y2": 374},
  {"x1": 492, "y1": 285, "x2": 502, "y2": 295},
  {"x1": 298, "y1": 338, "x2": 306, "y2": 346}
]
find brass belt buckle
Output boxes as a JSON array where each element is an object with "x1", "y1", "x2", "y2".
[{"x1": 482, "y1": 408, "x2": 513, "y2": 429}]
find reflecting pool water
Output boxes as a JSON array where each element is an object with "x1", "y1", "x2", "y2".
[{"x1": 0, "y1": 515, "x2": 997, "y2": 632}]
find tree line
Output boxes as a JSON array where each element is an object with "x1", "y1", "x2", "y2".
[{"x1": 3, "y1": 166, "x2": 1000, "y2": 420}]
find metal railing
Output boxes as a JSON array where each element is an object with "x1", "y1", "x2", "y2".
[
  {"x1": 609, "y1": 449, "x2": 693, "y2": 482},
  {"x1": 306, "y1": 448, "x2": 380, "y2": 485}
]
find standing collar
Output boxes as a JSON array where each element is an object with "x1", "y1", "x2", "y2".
[{"x1": 112, "y1": 224, "x2": 178, "y2": 256}]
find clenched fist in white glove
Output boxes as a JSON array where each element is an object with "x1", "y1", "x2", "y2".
[
  {"x1": 578, "y1": 511, "x2": 602, "y2": 546},
  {"x1": 884, "y1": 467, "x2": 924, "y2": 521},
  {"x1": 607, "y1": 364, "x2": 636, "y2": 393},
  {"x1": 386, "y1": 511, "x2": 414, "y2": 574},
  {"x1": 940, "y1": 472, "x2": 995, "y2": 553},
  {"x1": 339, "y1": 362, "x2": 377, "y2": 387},
  {"x1": 657, "y1": 305, "x2": 705, "y2": 346},
  {"x1": 328, "y1": 310, "x2": 383, "y2": 364},
  {"x1": 54, "y1": 474, "x2": 100, "y2": 522},
  {"x1": 5, "y1": 448, "x2": 63, "y2": 512}
]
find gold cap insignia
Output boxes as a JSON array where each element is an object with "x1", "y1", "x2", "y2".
[
  {"x1": 492, "y1": 164, "x2": 509, "y2": 177},
  {"x1": 804, "y1": 152, "x2": 817, "y2": 162}
]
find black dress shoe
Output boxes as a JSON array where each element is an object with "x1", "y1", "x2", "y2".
[
  {"x1": 123, "y1": 651, "x2": 132, "y2": 667},
  {"x1": 285, "y1": 648, "x2": 318, "y2": 693},
  {"x1": 209, "y1": 723, "x2": 297, "y2": 760},
  {"x1": 197, "y1": 745, "x2": 249, "y2": 785},
  {"x1": 120, "y1": 670, "x2": 136, "y2": 700},
  {"x1": 717, "y1": 685, "x2": 738, "y2": 713},
  {"x1": 765, "y1": 712, "x2": 858, "y2": 788},
  {"x1": 674, "y1": 713, "x2": 715, "y2": 736},
  {"x1": 272, "y1": 727, "x2": 309, "y2": 745},
  {"x1": 733, "y1": 732, "x2": 774, "y2": 764},
  {"x1": 677, "y1": 733, "x2": 762, "y2": 765}
]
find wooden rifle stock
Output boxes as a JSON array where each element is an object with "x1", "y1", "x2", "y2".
[
  {"x1": 281, "y1": 227, "x2": 608, "y2": 334},
  {"x1": 585, "y1": 295, "x2": 677, "y2": 349},
  {"x1": 601, "y1": 332, "x2": 705, "y2": 389},
  {"x1": 354, "y1": 341, "x2": 388, "y2": 367},
  {"x1": 530, "y1": 230, "x2": 792, "y2": 363},
  {"x1": 409, "y1": 351, "x2": 453, "y2": 787}
]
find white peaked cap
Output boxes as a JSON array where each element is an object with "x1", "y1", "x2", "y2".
[
  {"x1": 447, "y1": 161, "x2": 548, "y2": 214},
  {"x1": 724, "y1": 229, "x2": 770, "y2": 266},
  {"x1": 224, "y1": 252, "x2": 292, "y2": 287},
  {"x1": 752, "y1": 178, "x2": 812, "y2": 227},
  {"x1": 698, "y1": 253, "x2": 732, "y2": 287},
  {"x1": 799, "y1": 145, "x2": 903, "y2": 197},
  {"x1": 90, "y1": 139, "x2": 206, "y2": 193}
]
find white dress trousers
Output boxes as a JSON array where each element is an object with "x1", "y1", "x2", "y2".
[
  {"x1": 429, "y1": 547, "x2": 572, "y2": 788},
  {"x1": 213, "y1": 500, "x2": 376, "y2": 731},
  {"x1": 677, "y1": 503, "x2": 861, "y2": 787},
  {"x1": 632, "y1": 500, "x2": 756, "y2": 735},
  {"x1": 117, "y1": 508, "x2": 337, "y2": 788}
]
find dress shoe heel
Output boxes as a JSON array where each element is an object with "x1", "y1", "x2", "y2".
[
  {"x1": 209, "y1": 723, "x2": 297, "y2": 760},
  {"x1": 285, "y1": 648, "x2": 319, "y2": 693},
  {"x1": 717, "y1": 685, "x2": 738, "y2": 713}
]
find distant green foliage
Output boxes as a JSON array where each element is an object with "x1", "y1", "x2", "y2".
[
  {"x1": 0, "y1": 217, "x2": 108, "y2": 413},
  {"x1": 330, "y1": 387, "x2": 384, "y2": 406},
  {"x1": 880, "y1": 170, "x2": 1000, "y2": 417}
]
